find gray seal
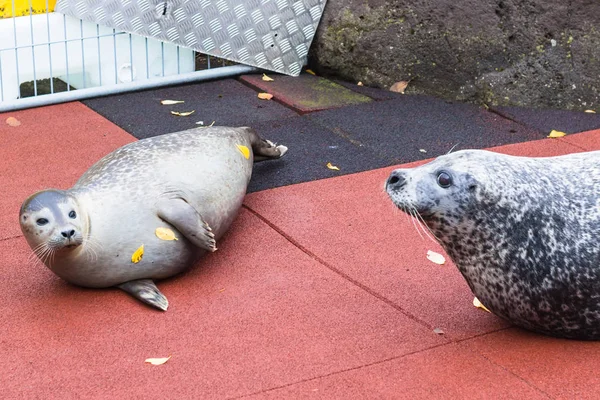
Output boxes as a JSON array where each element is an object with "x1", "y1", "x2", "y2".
[
  {"x1": 386, "y1": 149, "x2": 600, "y2": 340},
  {"x1": 19, "y1": 126, "x2": 287, "y2": 311}
]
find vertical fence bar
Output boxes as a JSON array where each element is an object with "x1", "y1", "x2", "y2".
[
  {"x1": 63, "y1": 14, "x2": 71, "y2": 91},
  {"x1": 128, "y1": 33, "x2": 133, "y2": 82},
  {"x1": 144, "y1": 37, "x2": 149, "y2": 79},
  {"x1": 12, "y1": 0, "x2": 22, "y2": 98},
  {"x1": 28, "y1": 0, "x2": 38, "y2": 96},
  {"x1": 80, "y1": 20, "x2": 86, "y2": 88},
  {"x1": 112, "y1": 29, "x2": 117, "y2": 84},
  {"x1": 96, "y1": 25, "x2": 102, "y2": 85},
  {"x1": 45, "y1": 0, "x2": 54, "y2": 93},
  {"x1": 0, "y1": 52, "x2": 4, "y2": 101},
  {"x1": 160, "y1": 42, "x2": 165, "y2": 76}
]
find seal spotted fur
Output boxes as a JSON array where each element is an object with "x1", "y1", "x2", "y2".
[
  {"x1": 386, "y1": 149, "x2": 600, "y2": 340},
  {"x1": 20, "y1": 126, "x2": 287, "y2": 311}
]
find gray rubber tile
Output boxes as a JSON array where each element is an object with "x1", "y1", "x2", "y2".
[
  {"x1": 247, "y1": 116, "x2": 390, "y2": 192},
  {"x1": 83, "y1": 79, "x2": 298, "y2": 139},
  {"x1": 307, "y1": 96, "x2": 547, "y2": 163},
  {"x1": 491, "y1": 106, "x2": 600, "y2": 135}
]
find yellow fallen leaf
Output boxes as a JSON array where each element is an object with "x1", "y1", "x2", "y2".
[
  {"x1": 145, "y1": 356, "x2": 171, "y2": 365},
  {"x1": 548, "y1": 129, "x2": 566, "y2": 138},
  {"x1": 219, "y1": 288, "x2": 226, "y2": 292},
  {"x1": 131, "y1": 245, "x2": 144, "y2": 263},
  {"x1": 236, "y1": 144, "x2": 250, "y2": 159},
  {"x1": 170, "y1": 110, "x2": 195, "y2": 116},
  {"x1": 257, "y1": 93, "x2": 273, "y2": 100},
  {"x1": 426, "y1": 250, "x2": 446, "y2": 265},
  {"x1": 262, "y1": 73, "x2": 274, "y2": 82},
  {"x1": 197, "y1": 121, "x2": 215, "y2": 129},
  {"x1": 6, "y1": 117, "x2": 21, "y2": 127},
  {"x1": 473, "y1": 297, "x2": 491, "y2": 313},
  {"x1": 160, "y1": 100, "x2": 184, "y2": 105},
  {"x1": 390, "y1": 81, "x2": 409, "y2": 94},
  {"x1": 357, "y1": 81, "x2": 364, "y2": 86},
  {"x1": 305, "y1": 69, "x2": 316, "y2": 75},
  {"x1": 326, "y1": 162, "x2": 340, "y2": 171},
  {"x1": 155, "y1": 227, "x2": 178, "y2": 241},
  {"x1": 585, "y1": 110, "x2": 596, "y2": 113}
]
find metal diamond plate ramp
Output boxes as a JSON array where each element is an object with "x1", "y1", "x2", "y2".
[{"x1": 55, "y1": 0, "x2": 327, "y2": 76}]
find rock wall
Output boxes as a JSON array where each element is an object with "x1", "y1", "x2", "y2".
[{"x1": 309, "y1": 0, "x2": 600, "y2": 111}]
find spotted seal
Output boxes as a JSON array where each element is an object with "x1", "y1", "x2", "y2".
[
  {"x1": 19, "y1": 126, "x2": 287, "y2": 311},
  {"x1": 385, "y1": 149, "x2": 600, "y2": 340}
]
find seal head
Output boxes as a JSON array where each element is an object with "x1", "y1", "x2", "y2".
[
  {"x1": 20, "y1": 189, "x2": 87, "y2": 256},
  {"x1": 386, "y1": 149, "x2": 600, "y2": 340}
]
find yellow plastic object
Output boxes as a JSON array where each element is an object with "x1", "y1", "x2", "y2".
[{"x1": 0, "y1": 0, "x2": 56, "y2": 18}]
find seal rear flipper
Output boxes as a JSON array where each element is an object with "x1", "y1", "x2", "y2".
[
  {"x1": 156, "y1": 197, "x2": 217, "y2": 252},
  {"x1": 117, "y1": 279, "x2": 169, "y2": 311},
  {"x1": 241, "y1": 127, "x2": 288, "y2": 162}
]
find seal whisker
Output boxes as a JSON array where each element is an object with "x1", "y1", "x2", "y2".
[
  {"x1": 413, "y1": 209, "x2": 439, "y2": 243},
  {"x1": 408, "y1": 208, "x2": 424, "y2": 240}
]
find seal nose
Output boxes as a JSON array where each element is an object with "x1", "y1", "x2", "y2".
[
  {"x1": 61, "y1": 229, "x2": 75, "y2": 239},
  {"x1": 387, "y1": 170, "x2": 406, "y2": 189}
]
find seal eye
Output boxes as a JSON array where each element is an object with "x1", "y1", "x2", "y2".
[
  {"x1": 36, "y1": 218, "x2": 49, "y2": 226},
  {"x1": 69, "y1": 211, "x2": 77, "y2": 219},
  {"x1": 437, "y1": 171, "x2": 453, "y2": 188}
]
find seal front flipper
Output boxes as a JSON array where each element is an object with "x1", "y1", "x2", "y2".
[
  {"x1": 117, "y1": 279, "x2": 169, "y2": 311},
  {"x1": 155, "y1": 197, "x2": 217, "y2": 252}
]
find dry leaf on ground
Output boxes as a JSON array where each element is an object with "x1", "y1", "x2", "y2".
[
  {"x1": 155, "y1": 227, "x2": 178, "y2": 241},
  {"x1": 433, "y1": 328, "x2": 445, "y2": 335},
  {"x1": 236, "y1": 144, "x2": 250, "y2": 159},
  {"x1": 426, "y1": 250, "x2": 446, "y2": 265},
  {"x1": 419, "y1": 149, "x2": 427, "y2": 153},
  {"x1": 131, "y1": 245, "x2": 144, "y2": 263},
  {"x1": 357, "y1": 81, "x2": 363, "y2": 86},
  {"x1": 6, "y1": 117, "x2": 21, "y2": 127},
  {"x1": 326, "y1": 162, "x2": 340, "y2": 171},
  {"x1": 198, "y1": 121, "x2": 215, "y2": 128},
  {"x1": 160, "y1": 100, "x2": 184, "y2": 105},
  {"x1": 473, "y1": 297, "x2": 491, "y2": 313},
  {"x1": 145, "y1": 356, "x2": 171, "y2": 365},
  {"x1": 548, "y1": 129, "x2": 566, "y2": 138},
  {"x1": 305, "y1": 69, "x2": 316, "y2": 75},
  {"x1": 257, "y1": 93, "x2": 273, "y2": 100},
  {"x1": 390, "y1": 81, "x2": 409, "y2": 94},
  {"x1": 262, "y1": 74, "x2": 274, "y2": 82},
  {"x1": 585, "y1": 110, "x2": 596, "y2": 113},
  {"x1": 171, "y1": 110, "x2": 195, "y2": 116}
]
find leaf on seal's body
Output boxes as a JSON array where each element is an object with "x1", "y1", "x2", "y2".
[
  {"x1": 131, "y1": 245, "x2": 144, "y2": 263},
  {"x1": 326, "y1": 162, "x2": 340, "y2": 171},
  {"x1": 155, "y1": 227, "x2": 178, "y2": 241},
  {"x1": 160, "y1": 100, "x2": 184, "y2": 105},
  {"x1": 236, "y1": 144, "x2": 250, "y2": 159}
]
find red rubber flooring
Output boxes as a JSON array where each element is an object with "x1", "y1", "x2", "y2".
[{"x1": 2, "y1": 101, "x2": 600, "y2": 399}]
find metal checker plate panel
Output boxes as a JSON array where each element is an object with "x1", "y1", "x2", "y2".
[{"x1": 55, "y1": 0, "x2": 327, "y2": 76}]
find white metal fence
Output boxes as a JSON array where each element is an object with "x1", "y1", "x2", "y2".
[{"x1": 0, "y1": 0, "x2": 255, "y2": 112}]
